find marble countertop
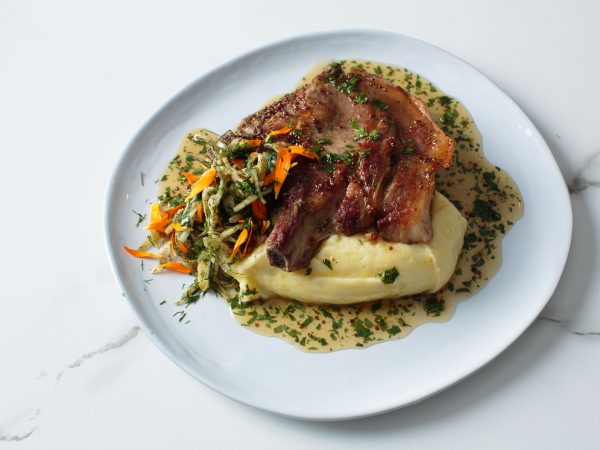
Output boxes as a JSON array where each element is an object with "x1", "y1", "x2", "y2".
[{"x1": 1, "y1": 0, "x2": 598, "y2": 448}]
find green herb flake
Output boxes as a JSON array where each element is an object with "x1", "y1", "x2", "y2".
[
  {"x1": 354, "y1": 92, "x2": 368, "y2": 104},
  {"x1": 473, "y1": 199, "x2": 501, "y2": 222},
  {"x1": 387, "y1": 325, "x2": 401, "y2": 336},
  {"x1": 353, "y1": 318, "x2": 373, "y2": 338},
  {"x1": 378, "y1": 267, "x2": 399, "y2": 284},
  {"x1": 301, "y1": 317, "x2": 314, "y2": 328},
  {"x1": 322, "y1": 259, "x2": 333, "y2": 270},
  {"x1": 335, "y1": 75, "x2": 361, "y2": 95},
  {"x1": 423, "y1": 296, "x2": 445, "y2": 316}
]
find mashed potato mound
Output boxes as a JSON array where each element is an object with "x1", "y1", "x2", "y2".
[{"x1": 231, "y1": 192, "x2": 466, "y2": 304}]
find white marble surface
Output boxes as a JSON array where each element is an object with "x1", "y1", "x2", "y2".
[{"x1": 1, "y1": 0, "x2": 599, "y2": 448}]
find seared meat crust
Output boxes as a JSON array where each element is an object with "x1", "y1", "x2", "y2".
[{"x1": 237, "y1": 64, "x2": 454, "y2": 271}]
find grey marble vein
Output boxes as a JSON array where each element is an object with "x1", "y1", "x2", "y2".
[
  {"x1": 538, "y1": 316, "x2": 600, "y2": 336},
  {"x1": 0, "y1": 410, "x2": 39, "y2": 442},
  {"x1": 64, "y1": 326, "x2": 141, "y2": 370},
  {"x1": 0, "y1": 328, "x2": 142, "y2": 442},
  {"x1": 0, "y1": 428, "x2": 37, "y2": 442},
  {"x1": 568, "y1": 150, "x2": 600, "y2": 194}
]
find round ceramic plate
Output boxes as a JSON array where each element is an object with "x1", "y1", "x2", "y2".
[{"x1": 105, "y1": 30, "x2": 572, "y2": 420}]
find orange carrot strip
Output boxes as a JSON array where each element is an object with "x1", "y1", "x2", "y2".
[
  {"x1": 185, "y1": 167, "x2": 217, "y2": 202},
  {"x1": 261, "y1": 171, "x2": 275, "y2": 186},
  {"x1": 123, "y1": 246, "x2": 161, "y2": 259},
  {"x1": 170, "y1": 231, "x2": 176, "y2": 253},
  {"x1": 231, "y1": 159, "x2": 245, "y2": 169},
  {"x1": 183, "y1": 172, "x2": 198, "y2": 185},
  {"x1": 242, "y1": 228, "x2": 253, "y2": 256},
  {"x1": 146, "y1": 220, "x2": 169, "y2": 232},
  {"x1": 243, "y1": 139, "x2": 262, "y2": 148},
  {"x1": 260, "y1": 220, "x2": 270, "y2": 236},
  {"x1": 230, "y1": 228, "x2": 249, "y2": 259},
  {"x1": 251, "y1": 199, "x2": 267, "y2": 220},
  {"x1": 273, "y1": 146, "x2": 291, "y2": 199},
  {"x1": 195, "y1": 204, "x2": 204, "y2": 222},
  {"x1": 288, "y1": 145, "x2": 320, "y2": 160},
  {"x1": 266, "y1": 126, "x2": 292, "y2": 142},
  {"x1": 160, "y1": 261, "x2": 193, "y2": 274},
  {"x1": 177, "y1": 240, "x2": 189, "y2": 254},
  {"x1": 163, "y1": 202, "x2": 186, "y2": 219}
]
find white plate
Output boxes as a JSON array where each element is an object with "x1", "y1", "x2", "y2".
[{"x1": 104, "y1": 30, "x2": 572, "y2": 420}]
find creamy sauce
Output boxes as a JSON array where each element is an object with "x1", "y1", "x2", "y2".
[
  {"x1": 228, "y1": 60, "x2": 523, "y2": 352},
  {"x1": 157, "y1": 60, "x2": 523, "y2": 352},
  {"x1": 157, "y1": 129, "x2": 219, "y2": 206}
]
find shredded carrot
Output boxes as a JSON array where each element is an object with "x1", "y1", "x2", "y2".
[
  {"x1": 177, "y1": 240, "x2": 189, "y2": 254},
  {"x1": 260, "y1": 220, "x2": 270, "y2": 236},
  {"x1": 261, "y1": 171, "x2": 275, "y2": 186},
  {"x1": 170, "y1": 231, "x2": 176, "y2": 254},
  {"x1": 146, "y1": 219, "x2": 169, "y2": 232},
  {"x1": 243, "y1": 228, "x2": 253, "y2": 256},
  {"x1": 273, "y1": 146, "x2": 292, "y2": 199},
  {"x1": 123, "y1": 245, "x2": 161, "y2": 259},
  {"x1": 230, "y1": 228, "x2": 249, "y2": 260},
  {"x1": 163, "y1": 202, "x2": 186, "y2": 219},
  {"x1": 265, "y1": 126, "x2": 292, "y2": 142},
  {"x1": 288, "y1": 145, "x2": 320, "y2": 160},
  {"x1": 243, "y1": 139, "x2": 262, "y2": 148},
  {"x1": 185, "y1": 167, "x2": 217, "y2": 202},
  {"x1": 159, "y1": 261, "x2": 193, "y2": 274},
  {"x1": 145, "y1": 202, "x2": 169, "y2": 232},
  {"x1": 195, "y1": 204, "x2": 204, "y2": 222},
  {"x1": 231, "y1": 159, "x2": 245, "y2": 169},
  {"x1": 251, "y1": 199, "x2": 267, "y2": 220},
  {"x1": 183, "y1": 172, "x2": 198, "y2": 185}
]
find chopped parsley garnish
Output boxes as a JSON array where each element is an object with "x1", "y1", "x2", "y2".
[
  {"x1": 353, "y1": 318, "x2": 373, "y2": 338},
  {"x1": 317, "y1": 138, "x2": 332, "y2": 145},
  {"x1": 378, "y1": 267, "x2": 399, "y2": 284},
  {"x1": 349, "y1": 118, "x2": 379, "y2": 141},
  {"x1": 371, "y1": 99, "x2": 388, "y2": 110},
  {"x1": 321, "y1": 151, "x2": 355, "y2": 173},
  {"x1": 335, "y1": 75, "x2": 361, "y2": 95},
  {"x1": 473, "y1": 199, "x2": 501, "y2": 222},
  {"x1": 387, "y1": 325, "x2": 401, "y2": 336},
  {"x1": 305, "y1": 267, "x2": 312, "y2": 276},
  {"x1": 423, "y1": 296, "x2": 445, "y2": 316},
  {"x1": 354, "y1": 92, "x2": 368, "y2": 104},
  {"x1": 322, "y1": 259, "x2": 333, "y2": 270},
  {"x1": 358, "y1": 150, "x2": 370, "y2": 163},
  {"x1": 241, "y1": 286, "x2": 257, "y2": 296},
  {"x1": 482, "y1": 171, "x2": 500, "y2": 192}
]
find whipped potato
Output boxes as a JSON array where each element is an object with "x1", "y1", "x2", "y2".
[{"x1": 231, "y1": 192, "x2": 467, "y2": 304}]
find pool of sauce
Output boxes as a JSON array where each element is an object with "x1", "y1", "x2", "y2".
[{"x1": 227, "y1": 60, "x2": 523, "y2": 352}]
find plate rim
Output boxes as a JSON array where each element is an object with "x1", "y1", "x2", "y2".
[{"x1": 104, "y1": 28, "x2": 573, "y2": 421}]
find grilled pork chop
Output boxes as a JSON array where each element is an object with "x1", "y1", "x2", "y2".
[{"x1": 237, "y1": 64, "x2": 454, "y2": 271}]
